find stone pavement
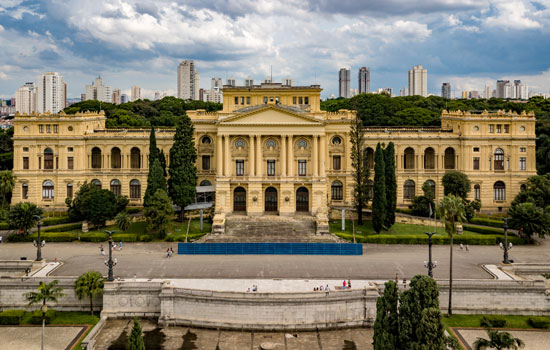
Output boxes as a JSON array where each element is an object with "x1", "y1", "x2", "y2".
[
  {"x1": 94, "y1": 319, "x2": 374, "y2": 350},
  {"x1": 0, "y1": 325, "x2": 87, "y2": 350},
  {"x1": 1, "y1": 240, "x2": 549, "y2": 279},
  {"x1": 453, "y1": 328, "x2": 550, "y2": 350}
]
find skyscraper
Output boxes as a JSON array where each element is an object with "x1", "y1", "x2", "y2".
[
  {"x1": 358, "y1": 67, "x2": 370, "y2": 94},
  {"x1": 131, "y1": 85, "x2": 141, "y2": 101},
  {"x1": 441, "y1": 82, "x2": 451, "y2": 99},
  {"x1": 208, "y1": 78, "x2": 223, "y2": 104},
  {"x1": 112, "y1": 88, "x2": 121, "y2": 104},
  {"x1": 338, "y1": 68, "x2": 350, "y2": 98},
  {"x1": 496, "y1": 80, "x2": 511, "y2": 98},
  {"x1": 36, "y1": 72, "x2": 65, "y2": 113},
  {"x1": 177, "y1": 60, "x2": 199, "y2": 100},
  {"x1": 84, "y1": 77, "x2": 112, "y2": 103},
  {"x1": 408, "y1": 65, "x2": 428, "y2": 97},
  {"x1": 484, "y1": 85, "x2": 491, "y2": 99},
  {"x1": 15, "y1": 82, "x2": 35, "y2": 115}
]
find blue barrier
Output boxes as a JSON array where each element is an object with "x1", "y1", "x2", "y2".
[{"x1": 177, "y1": 242, "x2": 363, "y2": 255}]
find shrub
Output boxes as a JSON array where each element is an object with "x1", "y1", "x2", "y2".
[
  {"x1": 42, "y1": 223, "x2": 81, "y2": 232},
  {"x1": 30, "y1": 309, "x2": 56, "y2": 324},
  {"x1": 395, "y1": 208, "x2": 414, "y2": 215},
  {"x1": 469, "y1": 217, "x2": 504, "y2": 228},
  {"x1": 80, "y1": 232, "x2": 108, "y2": 242},
  {"x1": 462, "y1": 225, "x2": 505, "y2": 235},
  {"x1": 112, "y1": 233, "x2": 138, "y2": 242},
  {"x1": 0, "y1": 310, "x2": 26, "y2": 325},
  {"x1": 28, "y1": 232, "x2": 76, "y2": 242},
  {"x1": 126, "y1": 207, "x2": 142, "y2": 214},
  {"x1": 139, "y1": 234, "x2": 152, "y2": 242},
  {"x1": 335, "y1": 233, "x2": 525, "y2": 245},
  {"x1": 480, "y1": 315, "x2": 507, "y2": 328},
  {"x1": 7, "y1": 233, "x2": 32, "y2": 242},
  {"x1": 41, "y1": 217, "x2": 71, "y2": 226},
  {"x1": 528, "y1": 317, "x2": 550, "y2": 329},
  {"x1": 0, "y1": 222, "x2": 10, "y2": 230}
]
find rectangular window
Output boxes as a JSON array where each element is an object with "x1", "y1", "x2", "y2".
[
  {"x1": 46, "y1": 124, "x2": 51, "y2": 133},
  {"x1": 68, "y1": 147, "x2": 73, "y2": 152},
  {"x1": 298, "y1": 160, "x2": 307, "y2": 176},
  {"x1": 473, "y1": 157, "x2": 480, "y2": 170},
  {"x1": 504, "y1": 124, "x2": 509, "y2": 133},
  {"x1": 263, "y1": 96, "x2": 268, "y2": 104},
  {"x1": 236, "y1": 160, "x2": 244, "y2": 176},
  {"x1": 298, "y1": 97, "x2": 303, "y2": 104},
  {"x1": 38, "y1": 156, "x2": 41, "y2": 169},
  {"x1": 67, "y1": 156, "x2": 74, "y2": 170},
  {"x1": 267, "y1": 160, "x2": 275, "y2": 176},
  {"x1": 202, "y1": 155, "x2": 210, "y2": 170},
  {"x1": 293, "y1": 96, "x2": 297, "y2": 104},
  {"x1": 240, "y1": 96, "x2": 245, "y2": 104},
  {"x1": 246, "y1": 96, "x2": 250, "y2": 104},
  {"x1": 39, "y1": 125, "x2": 44, "y2": 133},
  {"x1": 22, "y1": 184, "x2": 28, "y2": 199},
  {"x1": 496, "y1": 124, "x2": 502, "y2": 133},
  {"x1": 67, "y1": 184, "x2": 73, "y2": 198},
  {"x1": 304, "y1": 97, "x2": 309, "y2": 105},
  {"x1": 520, "y1": 147, "x2": 526, "y2": 152},
  {"x1": 489, "y1": 124, "x2": 494, "y2": 133},
  {"x1": 333, "y1": 155, "x2": 341, "y2": 170},
  {"x1": 473, "y1": 147, "x2": 480, "y2": 152},
  {"x1": 474, "y1": 186, "x2": 480, "y2": 200},
  {"x1": 520, "y1": 157, "x2": 526, "y2": 170},
  {"x1": 53, "y1": 125, "x2": 58, "y2": 133},
  {"x1": 23, "y1": 147, "x2": 29, "y2": 152},
  {"x1": 234, "y1": 97, "x2": 238, "y2": 104}
]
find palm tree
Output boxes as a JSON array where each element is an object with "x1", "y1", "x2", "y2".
[
  {"x1": 8, "y1": 202, "x2": 43, "y2": 235},
  {"x1": 74, "y1": 271, "x2": 105, "y2": 315},
  {"x1": 25, "y1": 280, "x2": 65, "y2": 350},
  {"x1": 115, "y1": 211, "x2": 132, "y2": 231},
  {"x1": 438, "y1": 194, "x2": 465, "y2": 318},
  {"x1": 473, "y1": 329, "x2": 525, "y2": 350},
  {"x1": 0, "y1": 170, "x2": 15, "y2": 208}
]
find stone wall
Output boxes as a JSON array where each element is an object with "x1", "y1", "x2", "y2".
[
  {"x1": 0, "y1": 277, "x2": 102, "y2": 312},
  {"x1": 101, "y1": 280, "x2": 163, "y2": 318}
]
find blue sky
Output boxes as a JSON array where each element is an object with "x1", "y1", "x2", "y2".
[{"x1": 1, "y1": 0, "x2": 550, "y2": 99}]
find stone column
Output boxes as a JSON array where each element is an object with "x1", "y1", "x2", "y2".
[
  {"x1": 344, "y1": 132, "x2": 351, "y2": 172},
  {"x1": 249, "y1": 135, "x2": 255, "y2": 176},
  {"x1": 217, "y1": 135, "x2": 223, "y2": 176},
  {"x1": 320, "y1": 135, "x2": 326, "y2": 176},
  {"x1": 224, "y1": 135, "x2": 230, "y2": 177},
  {"x1": 313, "y1": 135, "x2": 319, "y2": 177},
  {"x1": 281, "y1": 135, "x2": 286, "y2": 176},
  {"x1": 288, "y1": 135, "x2": 294, "y2": 176},
  {"x1": 256, "y1": 135, "x2": 262, "y2": 177}
]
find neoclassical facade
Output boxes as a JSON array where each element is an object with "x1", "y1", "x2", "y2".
[{"x1": 12, "y1": 83, "x2": 536, "y2": 232}]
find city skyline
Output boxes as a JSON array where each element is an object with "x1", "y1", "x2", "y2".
[{"x1": 1, "y1": 1, "x2": 550, "y2": 99}]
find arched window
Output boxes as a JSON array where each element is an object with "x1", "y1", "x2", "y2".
[
  {"x1": 331, "y1": 181, "x2": 343, "y2": 200},
  {"x1": 266, "y1": 139, "x2": 277, "y2": 149},
  {"x1": 404, "y1": 180, "x2": 415, "y2": 199},
  {"x1": 44, "y1": 148, "x2": 54, "y2": 170},
  {"x1": 91, "y1": 147, "x2": 102, "y2": 169},
  {"x1": 111, "y1": 147, "x2": 121, "y2": 169},
  {"x1": 424, "y1": 147, "x2": 435, "y2": 169},
  {"x1": 130, "y1": 179, "x2": 141, "y2": 199},
  {"x1": 494, "y1": 181, "x2": 506, "y2": 201},
  {"x1": 67, "y1": 183, "x2": 73, "y2": 199},
  {"x1": 520, "y1": 184, "x2": 527, "y2": 191},
  {"x1": 444, "y1": 147, "x2": 455, "y2": 169},
  {"x1": 110, "y1": 179, "x2": 121, "y2": 196},
  {"x1": 332, "y1": 136, "x2": 342, "y2": 145},
  {"x1": 22, "y1": 183, "x2": 28, "y2": 199},
  {"x1": 201, "y1": 136, "x2": 211, "y2": 144},
  {"x1": 130, "y1": 147, "x2": 141, "y2": 169},
  {"x1": 91, "y1": 179, "x2": 102, "y2": 189},
  {"x1": 404, "y1": 147, "x2": 415, "y2": 170},
  {"x1": 424, "y1": 180, "x2": 436, "y2": 198},
  {"x1": 235, "y1": 139, "x2": 246, "y2": 149},
  {"x1": 364, "y1": 147, "x2": 374, "y2": 169},
  {"x1": 494, "y1": 148, "x2": 504, "y2": 170},
  {"x1": 200, "y1": 180, "x2": 212, "y2": 186},
  {"x1": 474, "y1": 184, "x2": 481, "y2": 201},
  {"x1": 42, "y1": 180, "x2": 54, "y2": 199},
  {"x1": 297, "y1": 139, "x2": 308, "y2": 149}
]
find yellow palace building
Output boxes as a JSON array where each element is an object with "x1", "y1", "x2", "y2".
[{"x1": 12, "y1": 83, "x2": 536, "y2": 233}]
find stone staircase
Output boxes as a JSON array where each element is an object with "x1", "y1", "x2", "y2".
[{"x1": 201, "y1": 215, "x2": 342, "y2": 243}]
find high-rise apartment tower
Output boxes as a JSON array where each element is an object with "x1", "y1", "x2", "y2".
[
  {"x1": 408, "y1": 65, "x2": 428, "y2": 97},
  {"x1": 441, "y1": 82, "x2": 451, "y2": 99},
  {"x1": 358, "y1": 67, "x2": 370, "y2": 94},
  {"x1": 36, "y1": 72, "x2": 66, "y2": 113},
  {"x1": 338, "y1": 68, "x2": 351, "y2": 98}
]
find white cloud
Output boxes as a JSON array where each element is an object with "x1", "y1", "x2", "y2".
[
  {"x1": 0, "y1": 72, "x2": 7, "y2": 79},
  {"x1": 342, "y1": 19, "x2": 432, "y2": 43},
  {"x1": 484, "y1": 1, "x2": 542, "y2": 30}
]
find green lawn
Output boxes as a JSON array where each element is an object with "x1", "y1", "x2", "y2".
[
  {"x1": 442, "y1": 314, "x2": 549, "y2": 329},
  {"x1": 330, "y1": 220, "x2": 448, "y2": 236}
]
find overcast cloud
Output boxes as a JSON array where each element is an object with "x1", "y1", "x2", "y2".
[{"x1": 0, "y1": 0, "x2": 549, "y2": 99}]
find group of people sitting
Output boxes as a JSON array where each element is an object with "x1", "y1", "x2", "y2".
[
  {"x1": 246, "y1": 285, "x2": 258, "y2": 292},
  {"x1": 313, "y1": 280, "x2": 352, "y2": 292}
]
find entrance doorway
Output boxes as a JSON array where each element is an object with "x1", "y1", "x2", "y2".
[
  {"x1": 265, "y1": 187, "x2": 278, "y2": 212},
  {"x1": 233, "y1": 187, "x2": 246, "y2": 212},
  {"x1": 296, "y1": 187, "x2": 309, "y2": 212}
]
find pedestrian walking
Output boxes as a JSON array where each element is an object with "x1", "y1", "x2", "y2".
[
  {"x1": 0, "y1": 235, "x2": 3, "y2": 244},
  {"x1": 119, "y1": 241, "x2": 123, "y2": 250},
  {"x1": 166, "y1": 248, "x2": 170, "y2": 258},
  {"x1": 348, "y1": 279, "x2": 352, "y2": 289},
  {"x1": 170, "y1": 247, "x2": 174, "y2": 256},
  {"x1": 460, "y1": 243, "x2": 464, "y2": 250},
  {"x1": 465, "y1": 244, "x2": 469, "y2": 252},
  {"x1": 100, "y1": 246, "x2": 105, "y2": 256},
  {"x1": 343, "y1": 280, "x2": 346, "y2": 289}
]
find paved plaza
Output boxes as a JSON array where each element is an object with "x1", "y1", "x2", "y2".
[
  {"x1": 0, "y1": 325, "x2": 87, "y2": 350},
  {"x1": 1, "y1": 240, "x2": 549, "y2": 279},
  {"x1": 453, "y1": 328, "x2": 550, "y2": 350}
]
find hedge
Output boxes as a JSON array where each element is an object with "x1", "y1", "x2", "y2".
[
  {"x1": 28, "y1": 232, "x2": 77, "y2": 242},
  {"x1": 0, "y1": 222, "x2": 10, "y2": 230},
  {"x1": 528, "y1": 316, "x2": 550, "y2": 329},
  {"x1": 469, "y1": 217, "x2": 504, "y2": 228},
  {"x1": 112, "y1": 233, "x2": 139, "y2": 242},
  {"x1": 462, "y1": 225, "x2": 505, "y2": 235},
  {"x1": 42, "y1": 216, "x2": 71, "y2": 226},
  {"x1": 80, "y1": 232, "x2": 108, "y2": 242},
  {"x1": 30, "y1": 309, "x2": 56, "y2": 325},
  {"x1": 139, "y1": 234, "x2": 152, "y2": 242},
  {"x1": 480, "y1": 315, "x2": 507, "y2": 328},
  {"x1": 126, "y1": 207, "x2": 142, "y2": 214},
  {"x1": 42, "y1": 223, "x2": 82, "y2": 232},
  {"x1": 0, "y1": 310, "x2": 26, "y2": 325},
  {"x1": 395, "y1": 208, "x2": 414, "y2": 215},
  {"x1": 336, "y1": 233, "x2": 524, "y2": 245}
]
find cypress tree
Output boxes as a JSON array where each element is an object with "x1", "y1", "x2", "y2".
[
  {"x1": 350, "y1": 115, "x2": 369, "y2": 225},
  {"x1": 373, "y1": 280, "x2": 399, "y2": 350},
  {"x1": 373, "y1": 142, "x2": 386, "y2": 234},
  {"x1": 158, "y1": 149, "x2": 167, "y2": 177},
  {"x1": 384, "y1": 142, "x2": 396, "y2": 228},
  {"x1": 129, "y1": 317, "x2": 145, "y2": 350},
  {"x1": 144, "y1": 158, "x2": 167, "y2": 207},
  {"x1": 148, "y1": 127, "x2": 159, "y2": 169},
  {"x1": 168, "y1": 115, "x2": 197, "y2": 219}
]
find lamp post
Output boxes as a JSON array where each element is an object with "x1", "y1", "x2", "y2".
[
  {"x1": 500, "y1": 218, "x2": 512, "y2": 264},
  {"x1": 424, "y1": 232, "x2": 438, "y2": 278},
  {"x1": 104, "y1": 230, "x2": 117, "y2": 281},
  {"x1": 33, "y1": 215, "x2": 45, "y2": 261}
]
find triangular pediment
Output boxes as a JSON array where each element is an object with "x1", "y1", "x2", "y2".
[{"x1": 219, "y1": 105, "x2": 323, "y2": 125}]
